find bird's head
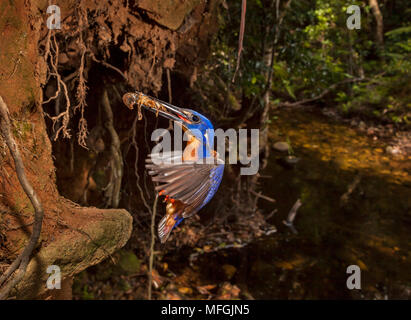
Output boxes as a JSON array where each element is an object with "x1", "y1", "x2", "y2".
[
  {"x1": 158, "y1": 106, "x2": 217, "y2": 160},
  {"x1": 123, "y1": 92, "x2": 216, "y2": 155},
  {"x1": 178, "y1": 109, "x2": 214, "y2": 143},
  {"x1": 144, "y1": 99, "x2": 213, "y2": 143}
]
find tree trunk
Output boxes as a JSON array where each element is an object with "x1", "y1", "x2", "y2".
[
  {"x1": 369, "y1": 0, "x2": 384, "y2": 50},
  {"x1": 259, "y1": 40, "x2": 274, "y2": 168},
  {"x1": 0, "y1": 0, "x2": 133, "y2": 299},
  {"x1": 0, "y1": 0, "x2": 220, "y2": 299},
  {"x1": 259, "y1": 0, "x2": 292, "y2": 169}
]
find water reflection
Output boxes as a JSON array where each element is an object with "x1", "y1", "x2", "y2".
[{"x1": 177, "y1": 109, "x2": 411, "y2": 299}]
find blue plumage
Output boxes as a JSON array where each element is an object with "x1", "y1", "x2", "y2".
[{"x1": 199, "y1": 164, "x2": 224, "y2": 210}]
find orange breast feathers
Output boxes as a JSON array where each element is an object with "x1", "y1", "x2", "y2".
[{"x1": 182, "y1": 135, "x2": 201, "y2": 161}]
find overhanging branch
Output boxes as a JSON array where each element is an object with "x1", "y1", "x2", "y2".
[{"x1": 276, "y1": 77, "x2": 367, "y2": 107}]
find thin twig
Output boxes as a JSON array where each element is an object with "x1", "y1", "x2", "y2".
[
  {"x1": 232, "y1": 0, "x2": 247, "y2": 83},
  {"x1": 147, "y1": 194, "x2": 158, "y2": 300},
  {"x1": 286, "y1": 198, "x2": 302, "y2": 224},
  {"x1": 89, "y1": 52, "x2": 128, "y2": 81},
  {"x1": 283, "y1": 198, "x2": 302, "y2": 235},
  {"x1": 277, "y1": 77, "x2": 367, "y2": 107},
  {"x1": 130, "y1": 116, "x2": 152, "y2": 213},
  {"x1": 166, "y1": 68, "x2": 172, "y2": 104},
  {"x1": 250, "y1": 189, "x2": 276, "y2": 203},
  {"x1": 265, "y1": 208, "x2": 278, "y2": 220},
  {"x1": 340, "y1": 175, "x2": 361, "y2": 205}
]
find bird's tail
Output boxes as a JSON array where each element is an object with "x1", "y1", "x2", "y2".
[
  {"x1": 158, "y1": 197, "x2": 186, "y2": 243},
  {"x1": 158, "y1": 212, "x2": 184, "y2": 243}
]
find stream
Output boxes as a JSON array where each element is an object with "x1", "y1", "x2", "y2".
[{"x1": 166, "y1": 108, "x2": 411, "y2": 299}]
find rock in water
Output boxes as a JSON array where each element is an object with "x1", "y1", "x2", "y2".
[
  {"x1": 273, "y1": 141, "x2": 290, "y2": 152},
  {"x1": 285, "y1": 155, "x2": 300, "y2": 165}
]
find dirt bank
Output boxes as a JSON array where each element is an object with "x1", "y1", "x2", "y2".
[{"x1": 0, "y1": 0, "x2": 220, "y2": 299}]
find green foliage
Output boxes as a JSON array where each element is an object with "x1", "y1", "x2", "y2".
[
  {"x1": 197, "y1": 0, "x2": 410, "y2": 127},
  {"x1": 117, "y1": 250, "x2": 141, "y2": 275},
  {"x1": 81, "y1": 285, "x2": 95, "y2": 300}
]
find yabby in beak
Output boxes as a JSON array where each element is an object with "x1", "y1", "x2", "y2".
[{"x1": 123, "y1": 91, "x2": 196, "y2": 126}]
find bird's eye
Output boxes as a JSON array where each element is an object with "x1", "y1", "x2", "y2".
[{"x1": 191, "y1": 115, "x2": 200, "y2": 122}]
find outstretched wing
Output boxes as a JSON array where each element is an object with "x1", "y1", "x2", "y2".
[{"x1": 146, "y1": 151, "x2": 224, "y2": 218}]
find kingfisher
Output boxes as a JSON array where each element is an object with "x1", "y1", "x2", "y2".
[{"x1": 123, "y1": 92, "x2": 224, "y2": 243}]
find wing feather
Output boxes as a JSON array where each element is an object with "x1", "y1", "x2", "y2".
[{"x1": 146, "y1": 152, "x2": 224, "y2": 218}]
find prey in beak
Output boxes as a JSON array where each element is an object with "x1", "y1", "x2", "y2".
[{"x1": 122, "y1": 91, "x2": 198, "y2": 128}]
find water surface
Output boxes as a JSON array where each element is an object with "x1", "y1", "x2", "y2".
[{"x1": 173, "y1": 109, "x2": 411, "y2": 299}]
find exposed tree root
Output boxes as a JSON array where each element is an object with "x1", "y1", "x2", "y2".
[
  {"x1": 0, "y1": 96, "x2": 44, "y2": 300},
  {"x1": 75, "y1": 42, "x2": 89, "y2": 149},
  {"x1": 42, "y1": 7, "x2": 90, "y2": 149},
  {"x1": 101, "y1": 88, "x2": 123, "y2": 208},
  {"x1": 130, "y1": 116, "x2": 152, "y2": 213},
  {"x1": 42, "y1": 32, "x2": 72, "y2": 140},
  {"x1": 89, "y1": 52, "x2": 128, "y2": 82}
]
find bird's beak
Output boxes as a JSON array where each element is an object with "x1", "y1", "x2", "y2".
[
  {"x1": 151, "y1": 99, "x2": 191, "y2": 125},
  {"x1": 123, "y1": 92, "x2": 192, "y2": 126}
]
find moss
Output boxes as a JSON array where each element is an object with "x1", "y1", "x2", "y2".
[
  {"x1": 93, "y1": 169, "x2": 109, "y2": 188},
  {"x1": 227, "y1": 92, "x2": 241, "y2": 111},
  {"x1": 81, "y1": 285, "x2": 95, "y2": 300},
  {"x1": 94, "y1": 265, "x2": 113, "y2": 281},
  {"x1": 119, "y1": 278, "x2": 132, "y2": 292},
  {"x1": 11, "y1": 191, "x2": 34, "y2": 215},
  {"x1": 11, "y1": 119, "x2": 33, "y2": 139},
  {"x1": 116, "y1": 250, "x2": 141, "y2": 275},
  {"x1": 11, "y1": 235, "x2": 30, "y2": 255}
]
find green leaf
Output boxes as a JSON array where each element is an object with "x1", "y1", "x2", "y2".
[
  {"x1": 386, "y1": 26, "x2": 411, "y2": 37},
  {"x1": 283, "y1": 80, "x2": 296, "y2": 100}
]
